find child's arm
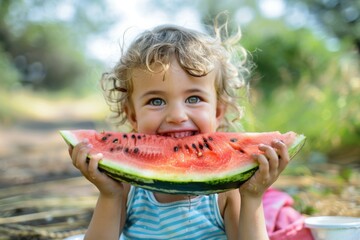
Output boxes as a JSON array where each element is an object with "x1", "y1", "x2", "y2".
[
  {"x1": 222, "y1": 190, "x2": 241, "y2": 239},
  {"x1": 238, "y1": 194, "x2": 268, "y2": 240},
  {"x1": 69, "y1": 140, "x2": 129, "y2": 240},
  {"x1": 238, "y1": 140, "x2": 290, "y2": 240},
  {"x1": 85, "y1": 188, "x2": 128, "y2": 240}
]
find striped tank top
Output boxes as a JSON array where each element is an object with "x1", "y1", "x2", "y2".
[{"x1": 120, "y1": 187, "x2": 226, "y2": 240}]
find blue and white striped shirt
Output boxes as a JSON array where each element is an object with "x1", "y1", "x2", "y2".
[{"x1": 121, "y1": 187, "x2": 226, "y2": 240}]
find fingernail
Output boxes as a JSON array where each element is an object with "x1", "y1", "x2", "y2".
[
  {"x1": 87, "y1": 143, "x2": 93, "y2": 148},
  {"x1": 97, "y1": 153, "x2": 103, "y2": 158}
]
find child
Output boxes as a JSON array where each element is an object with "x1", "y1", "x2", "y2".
[{"x1": 69, "y1": 19, "x2": 291, "y2": 240}]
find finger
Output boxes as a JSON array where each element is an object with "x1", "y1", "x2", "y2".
[
  {"x1": 70, "y1": 145, "x2": 79, "y2": 166},
  {"x1": 88, "y1": 153, "x2": 103, "y2": 180},
  {"x1": 68, "y1": 146, "x2": 73, "y2": 156},
  {"x1": 253, "y1": 154, "x2": 270, "y2": 182},
  {"x1": 70, "y1": 139, "x2": 88, "y2": 165},
  {"x1": 258, "y1": 144, "x2": 279, "y2": 172},
  {"x1": 272, "y1": 140, "x2": 290, "y2": 171},
  {"x1": 75, "y1": 143, "x2": 92, "y2": 170}
]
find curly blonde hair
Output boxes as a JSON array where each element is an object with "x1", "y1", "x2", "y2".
[{"x1": 101, "y1": 18, "x2": 251, "y2": 131}]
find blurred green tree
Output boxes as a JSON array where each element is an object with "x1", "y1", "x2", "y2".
[
  {"x1": 286, "y1": 0, "x2": 360, "y2": 54},
  {"x1": 0, "y1": 0, "x2": 115, "y2": 91},
  {"x1": 241, "y1": 19, "x2": 344, "y2": 99}
]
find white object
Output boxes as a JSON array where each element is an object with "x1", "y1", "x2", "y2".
[
  {"x1": 305, "y1": 216, "x2": 360, "y2": 240},
  {"x1": 63, "y1": 234, "x2": 126, "y2": 240},
  {"x1": 63, "y1": 234, "x2": 84, "y2": 240}
]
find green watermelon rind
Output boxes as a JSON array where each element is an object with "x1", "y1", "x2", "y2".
[
  {"x1": 98, "y1": 159, "x2": 259, "y2": 195},
  {"x1": 60, "y1": 130, "x2": 306, "y2": 195},
  {"x1": 102, "y1": 166, "x2": 258, "y2": 195},
  {"x1": 60, "y1": 130, "x2": 79, "y2": 147},
  {"x1": 288, "y1": 134, "x2": 306, "y2": 159}
]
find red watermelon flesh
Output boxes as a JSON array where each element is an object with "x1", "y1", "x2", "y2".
[{"x1": 60, "y1": 130, "x2": 305, "y2": 194}]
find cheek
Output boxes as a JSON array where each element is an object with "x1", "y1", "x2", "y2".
[
  {"x1": 135, "y1": 110, "x2": 162, "y2": 134},
  {"x1": 192, "y1": 107, "x2": 218, "y2": 132}
]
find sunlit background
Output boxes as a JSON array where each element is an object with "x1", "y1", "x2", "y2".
[{"x1": 0, "y1": 0, "x2": 359, "y2": 237}]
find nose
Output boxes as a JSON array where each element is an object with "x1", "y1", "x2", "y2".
[{"x1": 165, "y1": 103, "x2": 188, "y2": 124}]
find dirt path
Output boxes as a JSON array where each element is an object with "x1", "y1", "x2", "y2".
[{"x1": 0, "y1": 120, "x2": 101, "y2": 239}]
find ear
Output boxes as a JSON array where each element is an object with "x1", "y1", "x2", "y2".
[
  {"x1": 124, "y1": 103, "x2": 138, "y2": 131},
  {"x1": 215, "y1": 101, "x2": 226, "y2": 127}
]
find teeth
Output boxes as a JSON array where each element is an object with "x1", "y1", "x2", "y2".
[{"x1": 167, "y1": 131, "x2": 195, "y2": 138}]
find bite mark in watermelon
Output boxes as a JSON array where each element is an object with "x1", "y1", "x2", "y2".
[{"x1": 60, "y1": 130, "x2": 306, "y2": 195}]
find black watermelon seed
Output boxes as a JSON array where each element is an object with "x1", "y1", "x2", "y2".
[
  {"x1": 174, "y1": 146, "x2": 179, "y2": 152},
  {"x1": 239, "y1": 149, "x2": 245, "y2": 153},
  {"x1": 113, "y1": 138, "x2": 119, "y2": 143},
  {"x1": 192, "y1": 143, "x2": 197, "y2": 149},
  {"x1": 116, "y1": 146, "x2": 122, "y2": 151},
  {"x1": 230, "y1": 138, "x2": 238, "y2": 142},
  {"x1": 133, "y1": 148, "x2": 139, "y2": 154},
  {"x1": 204, "y1": 143, "x2": 212, "y2": 150},
  {"x1": 198, "y1": 143, "x2": 203, "y2": 150},
  {"x1": 109, "y1": 148, "x2": 114, "y2": 152},
  {"x1": 202, "y1": 137, "x2": 208, "y2": 143},
  {"x1": 124, "y1": 148, "x2": 129, "y2": 153},
  {"x1": 131, "y1": 134, "x2": 136, "y2": 139},
  {"x1": 208, "y1": 137, "x2": 213, "y2": 141},
  {"x1": 123, "y1": 134, "x2": 128, "y2": 138},
  {"x1": 137, "y1": 135, "x2": 141, "y2": 139},
  {"x1": 101, "y1": 136, "x2": 107, "y2": 141}
]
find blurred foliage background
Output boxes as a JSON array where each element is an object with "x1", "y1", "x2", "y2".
[{"x1": 1, "y1": 0, "x2": 359, "y2": 164}]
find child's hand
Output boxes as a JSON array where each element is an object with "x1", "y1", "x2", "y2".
[
  {"x1": 239, "y1": 140, "x2": 289, "y2": 198},
  {"x1": 69, "y1": 139, "x2": 124, "y2": 198}
]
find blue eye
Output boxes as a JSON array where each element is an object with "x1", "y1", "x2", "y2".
[
  {"x1": 149, "y1": 98, "x2": 165, "y2": 106},
  {"x1": 186, "y1": 96, "x2": 201, "y2": 104}
]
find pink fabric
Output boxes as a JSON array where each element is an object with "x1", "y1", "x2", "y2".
[{"x1": 263, "y1": 188, "x2": 314, "y2": 240}]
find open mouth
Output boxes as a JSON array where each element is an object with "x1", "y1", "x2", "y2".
[{"x1": 159, "y1": 131, "x2": 198, "y2": 138}]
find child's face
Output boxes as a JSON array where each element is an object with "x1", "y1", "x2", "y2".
[{"x1": 126, "y1": 57, "x2": 225, "y2": 136}]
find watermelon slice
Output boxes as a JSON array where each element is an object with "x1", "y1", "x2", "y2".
[{"x1": 60, "y1": 130, "x2": 305, "y2": 195}]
